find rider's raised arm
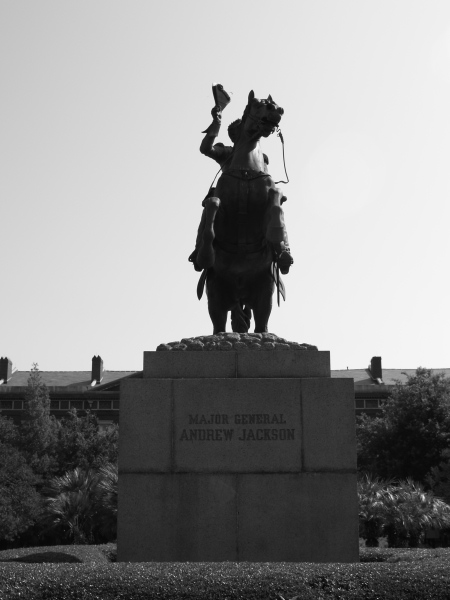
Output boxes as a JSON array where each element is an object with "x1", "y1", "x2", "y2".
[{"x1": 200, "y1": 105, "x2": 222, "y2": 159}]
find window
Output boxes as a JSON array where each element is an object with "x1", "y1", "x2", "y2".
[
  {"x1": 365, "y1": 399, "x2": 379, "y2": 409},
  {"x1": 98, "y1": 420, "x2": 114, "y2": 431}
]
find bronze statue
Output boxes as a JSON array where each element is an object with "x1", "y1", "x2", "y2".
[{"x1": 190, "y1": 89, "x2": 293, "y2": 334}]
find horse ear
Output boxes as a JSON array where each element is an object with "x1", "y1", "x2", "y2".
[
  {"x1": 248, "y1": 90, "x2": 255, "y2": 103},
  {"x1": 267, "y1": 94, "x2": 274, "y2": 103}
]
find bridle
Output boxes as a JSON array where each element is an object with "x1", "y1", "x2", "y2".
[
  {"x1": 231, "y1": 104, "x2": 289, "y2": 184},
  {"x1": 207, "y1": 121, "x2": 289, "y2": 191}
]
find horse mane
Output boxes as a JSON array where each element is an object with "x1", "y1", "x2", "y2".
[
  {"x1": 229, "y1": 100, "x2": 252, "y2": 143},
  {"x1": 240, "y1": 102, "x2": 251, "y2": 127}
]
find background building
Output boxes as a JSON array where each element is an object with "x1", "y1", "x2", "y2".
[{"x1": 1, "y1": 355, "x2": 449, "y2": 424}]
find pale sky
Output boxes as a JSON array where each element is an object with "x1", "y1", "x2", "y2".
[{"x1": 1, "y1": 0, "x2": 450, "y2": 372}]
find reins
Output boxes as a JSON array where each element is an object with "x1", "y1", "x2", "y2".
[{"x1": 274, "y1": 128, "x2": 289, "y2": 184}]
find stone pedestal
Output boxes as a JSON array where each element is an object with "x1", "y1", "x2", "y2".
[{"x1": 117, "y1": 350, "x2": 359, "y2": 562}]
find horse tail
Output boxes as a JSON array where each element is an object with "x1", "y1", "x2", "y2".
[{"x1": 231, "y1": 302, "x2": 252, "y2": 333}]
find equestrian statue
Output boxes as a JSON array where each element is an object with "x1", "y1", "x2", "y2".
[{"x1": 189, "y1": 86, "x2": 293, "y2": 334}]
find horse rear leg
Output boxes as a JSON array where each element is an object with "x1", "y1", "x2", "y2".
[
  {"x1": 251, "y1": 274, "x2": 275, "y2": 333},
  {"x1": 209, "y1": 308, "x2": 227, "y2": 334},
  {"x1": 206, "y1": 272, "x2": 230, "y2": 334},
  {"x1": 197, "y1": 197, "x2": 220, "y2": 270},
  {"x1": 231, "y1": 302, "x2": 251, "y2": 333}
]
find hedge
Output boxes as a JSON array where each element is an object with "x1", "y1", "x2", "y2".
[{"x1": 0, "y1": 546, "x2": 449, "y2": 599}]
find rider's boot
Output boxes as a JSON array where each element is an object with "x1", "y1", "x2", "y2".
[
  {"x1": 189, "y1": 209, "x2": 207, "y2": 272},
  {"x1": 197, "y1": 197, "x2": 220, "y2": 270},
  {"x1": 189, "y1": 187, "x2": 218, "y2": 271}
]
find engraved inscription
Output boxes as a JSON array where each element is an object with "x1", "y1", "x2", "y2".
[
  {"x1": 180, "y1": 413, "x2": 295, "y2": 442},
  {"x1": 188, "y1": 414, "x2": 229, "y2": 425},
  {"x1": 238, "y1": 428, "x2": 294, "y2": 441},
  {"x1": 180, "y1": 429, "x2": 234, "y2": 441},
  {"x1": 234, "y1": 413, "x2": 286, "y2": 425}
]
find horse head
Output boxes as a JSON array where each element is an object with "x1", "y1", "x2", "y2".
[{"x1": 241, "y1": 90, "x2": 284, "y2": 140}]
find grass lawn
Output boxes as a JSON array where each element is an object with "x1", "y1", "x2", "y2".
[{"x1": 0, "y1": 545, "x2": 450, "y2": 599}]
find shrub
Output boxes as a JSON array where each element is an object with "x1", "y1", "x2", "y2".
[
  {"x1": 96, "y1": 463, "x2": 117, "y2": 540},
  {"x1": 1, "y1": 556, "x2": 450, "y2": 599},
  {"x1": 41, "y1": 464, "x2": 117, "y2": 544},
  {"x1": 358, "y1": 474, "x2": 450, "y2": 547},
  {"x1": 358, "y1": 474, "x2": 395, "y2": 546}
]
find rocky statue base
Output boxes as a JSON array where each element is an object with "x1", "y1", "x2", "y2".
[{"x1": 117, "y1": 335, "x2": 359, "y2": 562}]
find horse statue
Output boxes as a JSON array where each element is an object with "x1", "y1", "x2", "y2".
[{"x1": 190, "y1": 89, "x2": 293, "y2": 334}]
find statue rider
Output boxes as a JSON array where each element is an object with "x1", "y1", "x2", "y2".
[{"x1": 189, "y1": 101, "x2": 293, "y2": 274}]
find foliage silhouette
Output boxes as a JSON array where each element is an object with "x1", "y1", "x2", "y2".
[{"x1": 357, "y1": 368, "x2": 450, "y2": 482}]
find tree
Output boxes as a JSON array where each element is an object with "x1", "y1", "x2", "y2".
[
  {"x1": 426, "y1": 448, "x2": 450, "y2": 505},
  {"x1": 357, "y1": 368, "x2": 450, "y2": 482},
  {"x1": 55, "y1": 409, "x2": 118, "y2": 475},
  {"x1": 0, "y1": 441, "x2": 42, "y2": 543},
  {"x1": 0, "y1": 366, "x2": 120, "y2": 545},
  {"x1": 20, "y1": 364, "x2": 58, "y2": 478},
  {"x1": 0, "y1": 414, "x2": 19, "y2": 447}
]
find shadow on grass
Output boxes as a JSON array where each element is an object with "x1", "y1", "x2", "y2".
[{"x1": 0, "y1": 551, "x2": 83, "y2": 563}]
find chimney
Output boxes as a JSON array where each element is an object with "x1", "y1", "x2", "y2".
[
  {"x1": 91, "y1": 356, "x2": 103, "y2": 385},
  {"x1": 370, "y1": 356, "x2": 382, "y2": 382},
  {"x1": 0, "y1": 357, "x2": 12, "y2": 383}
]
